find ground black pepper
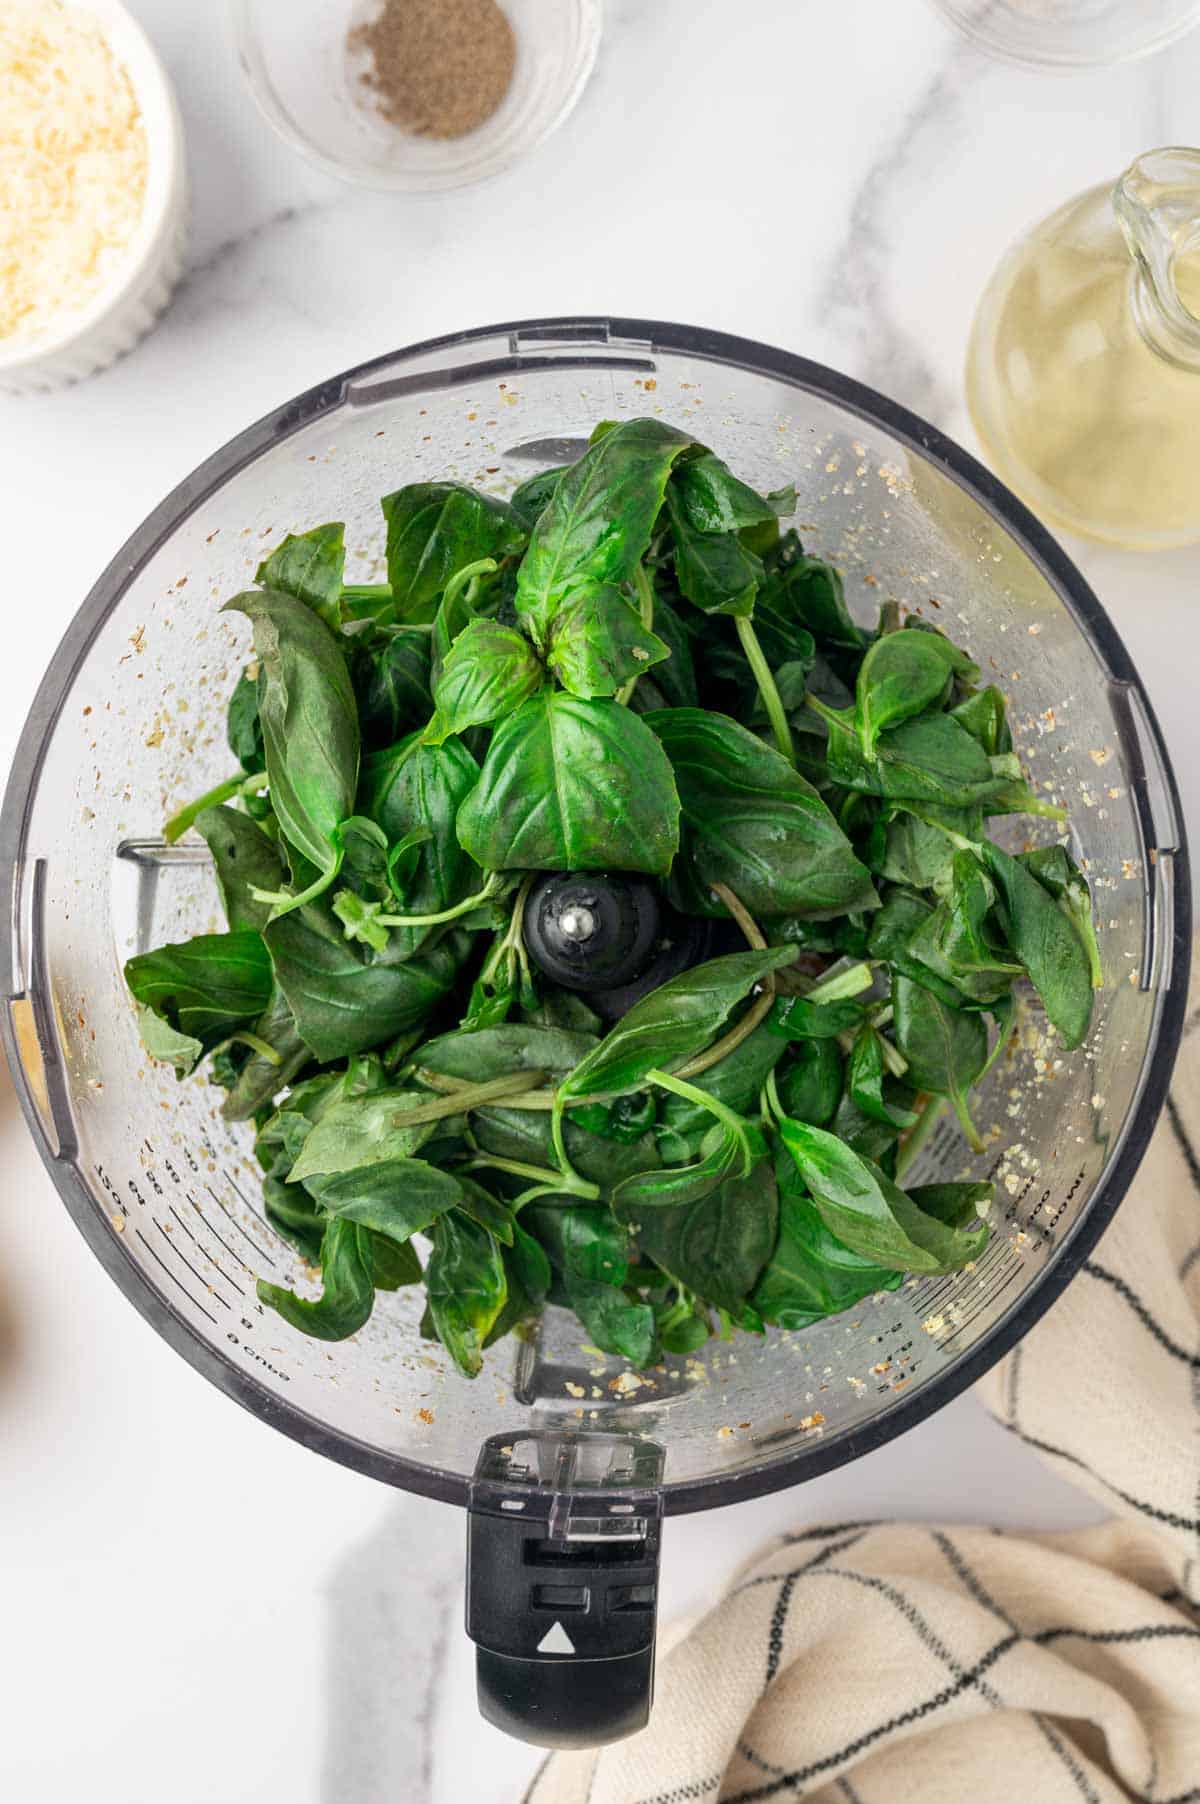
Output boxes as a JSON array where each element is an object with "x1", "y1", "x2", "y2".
[{"x1": 351, "y1": 0, "x2": 517, "y2": 140}]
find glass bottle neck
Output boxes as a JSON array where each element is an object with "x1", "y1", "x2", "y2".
[{"x1": 1115, "y1": 148, "x2": 1200, "y2": 374}]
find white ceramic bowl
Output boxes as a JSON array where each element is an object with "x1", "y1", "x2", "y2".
[{"x1": 0, "y1": 0, "x2": 188, "y2": 396}]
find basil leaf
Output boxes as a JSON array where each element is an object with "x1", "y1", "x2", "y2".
[
  {"x1": 303, "y1": 1157, "x2": 464, "y2": 1242},
  {"x1": 457, "y1": 692, "x2": 681, "y2": 876},
  {"x1": 619, "y1": 1156, "x2": 778, "y2": 1315},
  {"x1": 907, "y1": 851, "x2": 1022, "y2": 1006},
  {"x1": 613, "y1": 1114, "x2": 766, "y2": 1213},
  {"x1": 868, "y1": 887, "x2": 981, "y2": 1010},
  {"x1": 559, "y1": 947, "x2": 798, "y2": 1100},
  {"x1": 528, "y1": 1205, "x2": 632, "y2": 1284},
  {"x1": 546, "y1": 588, "x2": 670, "y2": 698},
  {"x1": 257, "y1": 1217, "x2": 375, "y2": 1342},
  {"x1": 891, "y1": 974, "x2": 989, "y2": 1149},
  {"x1": 381, "y1": 483, "x2": 526, "y2": 625},
  {"x1": 776, "y1": 1038, "x2": 844, "y2": 1127},
  {"x1": 220, "y1": 984, "x2": 310, "y2": 1122},
  {"x1": 769, "y1": 995, "x2": 866, "y2": 1040},
  {"x1": 978, "y1": 842, "x2": 1094, "y2": 1048},
  {"x1": 751, "y1": 1169, "x2": 902, "y2": 1329},
  {"x1": 428, "y1": 618, "x2": 545, "y2": 740},
  {"x1": 126, "y1": 930, "x2": 274, "y2": 1072},
  {"x1": 564, "y1": 1273, "x2": 658, "y2": 1365},
  {"x1": 765, "y1": 540, "x2": 866, "y2": 651},
  {"x1": 454, "y1": 1180, "x2": 515, "y2": 1247},
  {"x1": 510, "y1": 1221, "x2": 553, "y2": 1303},
  {"x1": 854, "y1": 628, "x2": 979, "y2": 761},
  {"x1": 510, "y1": 464, "x2": 569, "y2": 528},
  {"x1": 196, "y1": 805, "x2": 286, "y2": 934},
  {"x1": 515, "y1": 418, "x2": 695, "y2": 645},
  {"x1": 254, "y1": 1057, "x2": 388, "y2": 1168},
  {"x1": 1019, "y1": 845, "x2": 1103, "y2": 990},
  {"x1": 424, "y1": 1211, "x2": 508, "y2": 1377},
  {"x1": 368, "y1": 1234, "x2": 423, "y2": 1290},
  {"x1": 867, "y1": 802, "x2": 982, "y2": 891},
  {"x1": 778, "y1": 1119, "x2": 988, "y2": 1273},
  {"x1": 671, "y1": 452, "x2": 783, "y2": 534},
  {"x1": 666, "y1": 484, "x2": 763, "y2": 620},
  {"x1": 950, "y1": 685, "x2": 1012, "y2": 757},
  {"x1": 848, "y1": 1025, "x2": 918, "y2": 1128},
  {"x1": 573, "y1": 1091, "x2": 658, "y2": 1144},
  {"x1": 643, "y1": 588, "x2": 698, "y2": 707},
  {"x1": 288, "y1": 1089, "x2": 437, "y2": 1181},
  {"x1": 648, "y1": 708, "x2": 878, "y2": 919},
  {"x1": 656, "y1": 1021, "x2": 786, "y2": 1139},
  {"x1": 261, "y1": 1173, "x2": 326, "y2": 1263},
  {"x1": 820, "y1": 703, "x2": 1002, "y2": 807},
  {"x1": 350, "y1": 630, "x2": 432, "y2": 746},
  {"x1": 227, "y1": 669, "x2": 264, "y2": 772},
  {"x1": 831, "y1": 1087, "x2": 913, "y2": 1166},
  {"x1": 223, "y1": 589, "x2": 359, "y2": 915},
  {"x1": 132, "y1": 1005, "x2": 203, "y2": 1077},
  {"x1": 359, "y1": 736, "x2": 482, "y2": 955},
  {"x1": 256, "y1": 522, "x2": 346, "y2": 633},
  {"x1": 906, "y1": 1182, "x2": 993, "y2": 1229},
  {"x1": 418, "y1": 1023, "x2": 596, "y2": 1083},
  {"x1": 335, "y1": 815, "x2": 391, "y2": 907},
  {"x1": 460, "y1": 967, "x2": 517, "y2": 1032},
  {"x1": 265, "y1": 904, "x2": 461, "y2": 1062},
  {"x1": 522, "y1": 987, "x2": 604, "y2": 1035}
]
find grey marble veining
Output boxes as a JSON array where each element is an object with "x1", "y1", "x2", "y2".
[{"x1": 320, "y1": 1498, "x2": 461, "y2": 1803}]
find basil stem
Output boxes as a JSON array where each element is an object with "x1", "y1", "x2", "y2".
[
  {"x1": 894, "y1": 1095, "x2": 946, "y2": 1182},
  {"x1": 164, "y1": 770, "x2": 268, "y2": 845},
  {"x1": 736, "y1": 614, "x2": 794, "y2": 765},
  {"x1": 647, "y1": 1066, "x2": 748, "y2": 1140},
  {"x1": 615, "y1": 562, "x2": 656, "y2": 707},
  {"x1": 375, "y1": 873, "x2": 505, "y2": 929},
  {"x1": 387, "y1": 1070, "x2": 544, "y2": 1128}
]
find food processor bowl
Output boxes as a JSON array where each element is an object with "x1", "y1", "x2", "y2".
[{"x1": 1, "y1": 319, "x2": 1188, "y2": 1746}]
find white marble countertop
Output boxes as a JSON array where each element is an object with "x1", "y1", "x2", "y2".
[{"x1": 2, "y1": 3, "x2": 1198, "y2": 1800}]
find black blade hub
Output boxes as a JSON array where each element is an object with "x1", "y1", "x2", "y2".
[{"x1": 522, "y1": 873, "x2": 717, "y2": 1020}]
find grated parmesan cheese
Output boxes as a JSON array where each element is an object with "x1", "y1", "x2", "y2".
[{"x1": 1, "y1": 0, "x2": 148, "y2": 342}]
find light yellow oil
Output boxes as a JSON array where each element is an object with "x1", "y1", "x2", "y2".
[{"x1": 967, "y1": 183, "x2": 1200, "y2": 550}]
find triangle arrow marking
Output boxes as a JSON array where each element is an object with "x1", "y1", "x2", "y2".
[{"x1": 537, "y1": 1619, "x2": 576, "y2": 1656}]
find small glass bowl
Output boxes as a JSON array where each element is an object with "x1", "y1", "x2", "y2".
[
  {"x1": 928, "y1": 0, "x2": 1200, "y2": 67},
  {"x1": 228, "y1": 0, "x2": 602, "y2": 192}
]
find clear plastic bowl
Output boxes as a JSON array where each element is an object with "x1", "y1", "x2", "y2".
[
  {"x1": 928, "y1": 0, "x2": 1200, "y2": 67},
  {"x1": 1, "y1": 316, "x2": 1189, "y2": 1518},
  {"x1": 228, "y1": 0, "x2": 602, "y2": 192}
]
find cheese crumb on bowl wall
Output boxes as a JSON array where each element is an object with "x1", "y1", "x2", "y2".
[{"x1": 0, "y1": 0, "x2": 187, "y2": 395}]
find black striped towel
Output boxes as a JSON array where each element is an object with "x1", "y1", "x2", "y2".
[{"x1": 531, "y1": 998, "x2": 1200, "y2": 1803}]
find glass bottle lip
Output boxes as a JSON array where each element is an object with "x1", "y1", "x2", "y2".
[{"x1": 1115, "y1": 147, "x2": 1200, "y2": 371}]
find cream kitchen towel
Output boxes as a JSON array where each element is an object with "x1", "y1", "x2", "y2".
[{"x1": 531, "y1": 991, "x2": 1200, "y2": 1804}]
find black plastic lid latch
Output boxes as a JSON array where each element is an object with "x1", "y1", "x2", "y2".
[{"x1": 465, "y1": 1432, "x2": 665, "y2": 1749}]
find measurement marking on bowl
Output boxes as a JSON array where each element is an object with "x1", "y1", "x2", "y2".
[
  {"x1": 134, "y1": 1227, "x2": 219, "y2": 1326},
  {"x1": 938, "y1": 1262, "x2": 1024, "y2": 1353},
  {"x1": 186, "y1": 1193, "x2": 254, "y2": 1277},
  {"x1": 152, "y1": 1217, "x2": 233, "y2": 1309},
  {"x1": 205, "y1": 1182, "x2": 276, "y2": 1268},
  {"x1": 167, "y1": 1202, "x2": 245, "y2": 1296},
  {"x1": 222, "y1": 1168, "x2": 280, "y2": 1242}
]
